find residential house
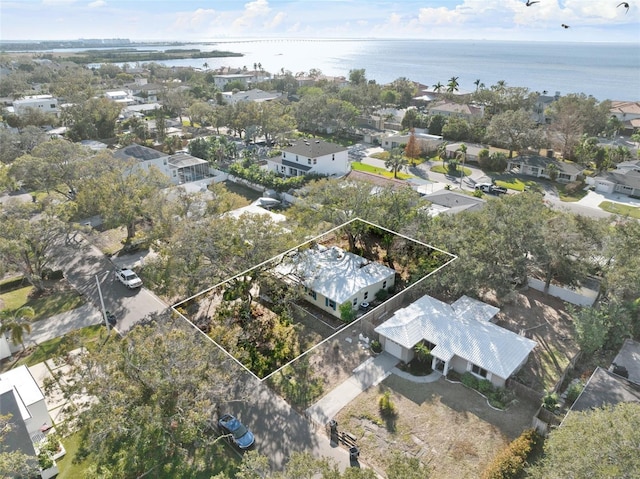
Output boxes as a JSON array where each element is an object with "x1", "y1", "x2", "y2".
[
  {"x1": 219, "y1": 88, "x2": 283, "y2": 106},
  {"x1": 114, "y1": 144, "x2": 210, "y2": 185},
  {"x1": 567, "y1": 367, "x2": 640, "y2": 415},
  {"x1": 507, "y1": 155, "x2": 584, "y2": 183},
  {"x1": 274, "y1": 244, "x2": 396, "y2": 320},
  {"x1": 445, "y1": 142, "x2": 485, "y2": 163},
  {"x1": 212, "y1": 74, "x2": 255, "y2": 90},
  {"x1": 105, "y1": 90, "x2": 136, "y2": 105},
  {"x1": 427, "y1": 101, "x2": 484, "y2": 120},
  {"x1": 609, "y1": 101, "x2": 640, "y2": 134},
  {"x1": 122, "y1": 102, "x2": 162, "y2": 119},
  {"x1": 13, "y1": 95, "x2": 60, "y2": 117},
  {"x1": 0, "y1": 366, "x2": 61, "y2": 478},
  {"x1": 0, "y1": 365, "x2": 53, "y2": 437},
  {"x1": 381, "y1": 131, "x2": 444, "y2": 153},
  {"x1": 421, "y1": 190, "x2": 486, "y2": 216},
  {"x1": 375, "y1": 294, "x2": 537, "y2": 388},
  {"x1": 588, "y1": 160, "x2": 640, "y2": 197},
  {"x1": 266, "y1": 139, "x2": 350, "y2": 178},
  {"x1": 531, "y1": 92, "x2": 560, "y2": 125}
]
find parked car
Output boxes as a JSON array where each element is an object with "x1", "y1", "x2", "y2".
[
  {"x1": 488, "y1": 185, "x2": 508, "y2": 195},
  {"x1": 218, "y1": 414, "x2": 255, "y2": 449},
  {"x1": 474, "y1": 183, "x2": 493, "y2": 192},
  {"x1": 115, "y1": 268, "x2": 143, "y2": 289}
]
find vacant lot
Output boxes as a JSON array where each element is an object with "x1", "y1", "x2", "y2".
[
  {"x1": 335, "y1": 375, "x2": 539, "y2": 479},
  {"x1": 494, "y1": 288, "x2": 579, "y2": 392}
]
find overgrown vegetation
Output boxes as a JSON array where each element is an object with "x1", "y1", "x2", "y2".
[{"x1": 481, "y1": 429, "x2": 541, "y2": 479}]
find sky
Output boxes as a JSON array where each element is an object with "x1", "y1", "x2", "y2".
[{"x1": 1, "y1": 0, "x2": 639, "y2": 43}]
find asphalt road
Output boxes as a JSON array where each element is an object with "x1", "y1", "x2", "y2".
[{"x1": 52, "y1": 235, "x2": 168, "y2": 334}]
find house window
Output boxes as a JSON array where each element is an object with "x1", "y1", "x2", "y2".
[
  {"x1": 283, "y1": 152, "x2": 286, "y2": 158},
  {"x1": 172, "y1": 171, "x2": 176, "y2": 177},
  {"x1": 383, "y1": 281, "x2": 387, "y2": 289},
  {"x1": 326, "y1": 298, "x2": 336, "y2": 310},
  {"x1": 332, "y1": 154, "x2": 335, "y2": 161},
  {"x1": 308, "y1": 158, "x2": 312, "y2": 165},
  {"x1": 308, "y1": 290, "x2": 316, "y2": 300},
  {"x1": 313, "y1": 158, "x2": 317, "y2": 165},
  {"x1": 364, "y1": 292, "x2": 369, "y2": 300},
  {"x1": 472, "y1": 364, "x2": 487, "y2": 378},
  {"x1": 296, "y1": 155, "x2": 299, "y2": 162},
  {"x1": 353, "y1": 298, "x2": 358, "y2": 306},
  {"x1": 281, "y1": 166, "x2": 286, "y2": 173}
]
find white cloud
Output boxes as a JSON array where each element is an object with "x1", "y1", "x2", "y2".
[
  {"x1": 174, "y1": 8, "x2": 218, "y2": 30},
  {"x1": 265, "y1": 11, "x2": 286, "y2": 29},
  {"x1": 233, "y1": 0, "x2": 272, "y2": 29},
  {"x1": 87, "y1": 0, "x2": 106, "y2": 8}
]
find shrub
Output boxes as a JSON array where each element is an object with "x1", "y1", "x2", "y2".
[
  {"x1": 563, "y1": 180, "x2": 584, "y2": 195},
  {"x1": 565, "y1": 380, "x2": 585, "y2": 405},
  {"x1": 379, "y1": 390, "x2": 396, "y2": 418},
  {"x1": 370, "y1": 339, "x2": 382, "y2": 354},
  {"x1": 542, "y1": 391, "x2": 559, "y2": 412},
  {"x1": 339, "y1": 302, "x2": 356, "y2": 323},
  {"x1": 478, "y1": 379, "x2": 494, "y2": 395},
  {"x1": 481, "y1": 429, "x2": 540, "y2": 479},
  {"x1": 461, "y1": 372, "x2": 479, "y2": 389},
  {"x1": 375, "y1": 288, "x2": 389, "y2": 301}
]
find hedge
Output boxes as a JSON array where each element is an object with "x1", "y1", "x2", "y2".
[{"x1": 481, "y1": 429, "x2": 540, "y2": 479}]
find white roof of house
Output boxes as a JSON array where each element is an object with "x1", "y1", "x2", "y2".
[
  {"x1": 0, "y1": 365, "x2": 45, "y2": 420},
  {"x1": 451, "y1": 295, "x2": 500, "y2": 322},
  {"x1": 226, "y1": 204, "x2": 287, "y2": 223},
  {"x1": 375, "y1": 295, "x2": 536, "y2": 379},
  {"x1": 275, "y1": 245, "x2": 396, "y2": 305}
]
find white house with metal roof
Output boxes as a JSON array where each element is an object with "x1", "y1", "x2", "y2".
[
  {"x1": 266, "y1": 139, "x2": 350, "y2": 178},
  {"x1": 374, "y1": 294, "x2": 536, "y2": 387},
  {"x1": 274, "y1": 244, "x2": 396, "y2": 319}
]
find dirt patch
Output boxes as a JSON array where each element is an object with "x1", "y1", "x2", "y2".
[
  {"x1": 335, "y1": 375, "x2": 539, "y2": 479},
  {"x1": 493, "y1": 288, "x2": 580, "y2": 392}
]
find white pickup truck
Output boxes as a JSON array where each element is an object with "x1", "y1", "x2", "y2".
[{"x1": 115, "y1": 268, "x2": 143, "y2": 289}]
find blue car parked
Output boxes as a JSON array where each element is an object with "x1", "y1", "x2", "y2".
[{"x1": 218, "y1": 414, "x2": 255, "y2": 449}]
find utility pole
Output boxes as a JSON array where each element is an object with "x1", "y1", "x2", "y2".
[{"x1": 95, "y1": 274, "x2": 110, "y2": 331}]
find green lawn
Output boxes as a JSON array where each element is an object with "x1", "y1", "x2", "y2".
[
  {"x1": 7, "y1": 325, "x2": 107, "y2": 370},
  {"x1": 0, "y1": 285, "x2": 85, "y2": 321},
  {"x1": 538, "y1": 344, "x2": 572, "y2": 391},
  {"x1": 351, "y1": 161, "x2": 413, "y2": 180},
  {"x1": 599, "y1": 201, "x2": 640, "y2": 219},
  {"x1": 493, "y1": 178, "x2": 539, "y2": 192}
]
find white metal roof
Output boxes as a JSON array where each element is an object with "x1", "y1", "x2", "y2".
[
  {"x1": 452, "y1": 295, "x2": 500, "y2": 322},
  {"x1": 275, "y1": 245, "x2": 396, "y2": 305},
  {"x1": 375, "y1": 295, "x2": 537, "y2": 379}
]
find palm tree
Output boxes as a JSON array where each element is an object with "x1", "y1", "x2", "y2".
[
  {"x1": 456, "y1": 143, "x2": 467, "y2": 187},
  {"x1": 0, "y1": 306, "x2": 35, "y2": 353},
  {"x1": 474, "y1": 79, "x2": 481, "y2": 91},
  {"x1": 433, "y1": 82, "x2": 444, "y2": 93},
  {"x1": 437, "y1": 142, "x2": 449, "y2": 167},
  {"x1": 446, "y1": 76, "x2": 459, "y2": 93},
  {"x1": 385, "y1": 148, "x2": 408, "y2": 179},
  {"x1": 202, "y1": 62, "x2": 209, "y2": 71},
  {"x1": 494, "y1": 80, "x2": 507, "y2": 92}
]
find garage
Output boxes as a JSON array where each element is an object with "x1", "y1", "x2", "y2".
[{"x1": 382, "y1": 338, "x2": 405, "y2": 361}]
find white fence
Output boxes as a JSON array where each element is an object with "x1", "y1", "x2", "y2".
[{"x1": 526, "y1": 277, "x2": 598, "y2": 307}]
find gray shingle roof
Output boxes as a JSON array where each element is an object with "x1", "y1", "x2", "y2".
[
  {"x1": 114, "y1": 144, "x2": 166, "y2": 162},
  {"x1": 283, "y1": 139, "x2": 347, "y2": 158},
  {"x1": 570, "y1": 367, "x2": 640, "y2": 412},
  {"x1": 510, "y1": 155, "x2": 584, "y2": 176}
]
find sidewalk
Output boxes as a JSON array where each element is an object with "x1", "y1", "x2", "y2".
[
  {"x1": 305, "y1": 352, "x2": 398, "y2": 426},
  {"x1": 23, "y1": 303, "x2": 102, "y2": 349},
  {"x1": 305, "y1": 352, "x2": 443, "y2": 427}
]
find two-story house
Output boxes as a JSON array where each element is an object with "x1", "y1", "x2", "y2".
[
  {"x1": 114, "y1": 144, "x2": 210, "y2": 185},
  {"x1": 12, "y1": 95, "x2": 60, "y2": 117},
  {"x1": 266, "y1": 139, "x2": 350, "y2": 178}
]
